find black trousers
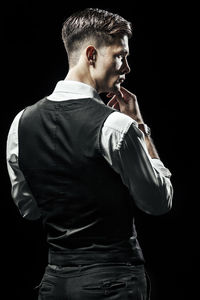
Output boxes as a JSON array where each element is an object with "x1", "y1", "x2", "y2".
[{"x1": 37, "y1": 263, "x2": 151, "y2": 299}]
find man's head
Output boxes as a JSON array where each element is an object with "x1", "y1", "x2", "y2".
[{"x1": 62, "y1": 8, "x2": 132, "y2": 93}]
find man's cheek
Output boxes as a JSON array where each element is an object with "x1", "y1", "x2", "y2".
[{"x1": 113, "y1": 57, "x2": 122, "y2": 72}]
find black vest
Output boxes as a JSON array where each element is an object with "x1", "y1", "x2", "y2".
[{"x1": 18, "y1": 97, "x2": 144, "y2": 265}]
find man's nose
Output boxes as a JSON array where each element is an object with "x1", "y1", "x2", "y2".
[{"x1": 121, "y1": 58, "x2": 131, "y2": 74}]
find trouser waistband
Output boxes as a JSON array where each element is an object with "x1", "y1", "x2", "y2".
[{"x1": 48, "y1": 249, "x2": 144, "y2": 266}]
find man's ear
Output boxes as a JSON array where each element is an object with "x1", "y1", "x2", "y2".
[{"x1": 86, "y1": 46, "x2": 97, "y2": 65}]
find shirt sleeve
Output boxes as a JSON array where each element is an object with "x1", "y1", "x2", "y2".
[
  {"x1": 100, "y1": 111, "x2": 173, "y2": 216},
  {"x1": 6, "y1": 110, "x2": 41, "y2": 220}
]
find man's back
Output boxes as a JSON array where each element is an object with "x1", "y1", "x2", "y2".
[{"x1": 18, "y1": 96, "x2": 144, "y2": 266}]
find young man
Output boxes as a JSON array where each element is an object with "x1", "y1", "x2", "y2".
[{"x1": 6, "y1": 8, "x2": 173, "y2": 299}]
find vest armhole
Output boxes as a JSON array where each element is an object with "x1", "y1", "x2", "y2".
[
  {"x1": 96, "y1": 110, "x2": 115, "y2": 156},
  {"x1": 18, "y1": 106, "x2": 29, "y2": 170}
]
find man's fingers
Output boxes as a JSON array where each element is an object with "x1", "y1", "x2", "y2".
[
  {"x1": 107, "y1": 87, "x2": 133, "y2": 108},
  {"x1": 113, "y1": 101, "x2": 120, "y2": 110},
  {"x1": 108, "y1": 99, "x2": 120, "y2": 110},
  {"x1": 120, "y1": 86, "x2": 136, "y2": 100},
  {"x1": 107, "y1": 97, "x2": 120, "y2": 111},
  {"x1": 107, "y1": 95, "x2": 117, "y2": 107},
  {"x1": 106, "y1": 92, "x2": 114, "y2": 98},
  {"x1": 115, "y1": 89, "x2": 124, "y2": 102}
]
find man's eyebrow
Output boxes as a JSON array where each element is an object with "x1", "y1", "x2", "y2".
[{"x1": 114, "y1": 49, "x2": 130, "y2": 57}]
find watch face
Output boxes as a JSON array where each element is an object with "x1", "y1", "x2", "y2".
[
  {"x1": 145, "y1": 124, "x2": 151, "y2": 136},
  {"x1": 138, "y1": 123, "x2": 151, "y2": 136}
]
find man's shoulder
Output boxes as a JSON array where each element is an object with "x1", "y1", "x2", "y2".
[
  {"x1": 8, "y1": 109, "x2": 26, "y2": 135},
  {"x1": 103, "y1": 111, "x2": 137, "y2": 134}
]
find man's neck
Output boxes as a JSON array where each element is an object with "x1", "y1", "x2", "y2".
[{"x1": 65, "y1": 65, "x2": 97, "y2": 91}]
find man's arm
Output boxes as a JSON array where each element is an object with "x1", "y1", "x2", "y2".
[
  {"x1": 107, "y1": 87, "x2": 161, "y2": 160},
  {"x1": 101, "y1": 87, "x2": 173, "y2": 215},
  {"x1": 6, "y1": 110, "x2": 41, "y2": 220}
]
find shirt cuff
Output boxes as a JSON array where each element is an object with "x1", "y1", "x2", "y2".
[{"x1": 151, "y1": 158, "x2": 172, "y2": 178}]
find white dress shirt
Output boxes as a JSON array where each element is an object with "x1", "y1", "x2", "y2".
[{"x1": 6, "y1": 80, "x2": 173, "y2": 220}]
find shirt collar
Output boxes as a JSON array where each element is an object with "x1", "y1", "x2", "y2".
[{"x1": 47, "y1": 80, "x2": 103, "y2": 104}]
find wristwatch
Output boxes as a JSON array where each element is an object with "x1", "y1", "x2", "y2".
[{"x1": 138, "y1": 123, "x2": 151, "y2": 136}]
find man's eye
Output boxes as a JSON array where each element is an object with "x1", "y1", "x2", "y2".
[{"x1": 116, "y1": 54, "x2": 123, "y2": 60}]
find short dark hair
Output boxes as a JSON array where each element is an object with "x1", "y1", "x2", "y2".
[{"x1": 62, "y1": 8, "x2": 132, "y2": 66}]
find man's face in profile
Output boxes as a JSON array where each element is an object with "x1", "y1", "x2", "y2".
[{"x1": 95, "y1": 35, "x2": 130, "y2": 94}]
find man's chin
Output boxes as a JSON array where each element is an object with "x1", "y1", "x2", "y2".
[{"x1": 109, "y1": 82, "x2": 121, "y2": 94}]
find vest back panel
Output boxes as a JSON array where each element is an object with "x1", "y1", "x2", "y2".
[{"x1": 18, "y1": 97, "x2": 138, "y2": 252}]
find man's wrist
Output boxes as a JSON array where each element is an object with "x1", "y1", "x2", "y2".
[
  {"x1": 144, "y1": 136, "x2": 160, "y2": 159},
  {"x1": 138, "y1": 123, "x2": 151, "y2": 137}
]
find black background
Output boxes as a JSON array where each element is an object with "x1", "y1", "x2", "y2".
[{"x1": 2, "y1": 3, "x2": 195, "y2": 300}]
